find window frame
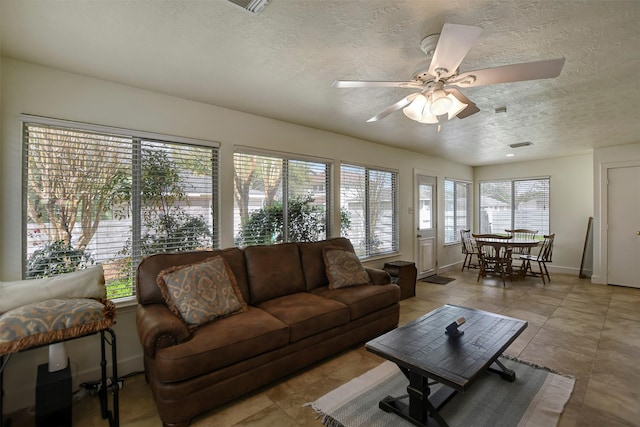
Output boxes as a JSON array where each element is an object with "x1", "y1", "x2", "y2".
[
  {"x1": 478, "y1": 176, "x2": 550, "y2": 235},
  {"x1": 232, "y1": 147, "x2": 332, "y2": 247},
  {"x1": 339, "y1": 162, "x2": 399, "y2": 259},
  {"x1": 21, "y1": 114, "x2": 220, "y2": 302},
  {"x1": 444, "y1": 178, "x2": 471, "y2": 244}
]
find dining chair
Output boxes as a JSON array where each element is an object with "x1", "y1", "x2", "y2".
[
  {"x1": 472, "y1": 234, "x2": 512, "y2": 240},
  {"x1": 460, "y1": 229, "x2": 480, "y2": 271},
  {"x1": 505, "y1": 229, "x2": 538, "y2": 240},
  {"x1": 520, "y1": 233, "x2": 555, "y2": 284},
  {"x1": 505, "y1": 229, "x2": 538, "y2": 255},
  {"x1": 473, "y1": 235, "x2": 512, "y2": 286},
  {"x1": 505, "y1": 229, "x2": 539, "y2": 271}
]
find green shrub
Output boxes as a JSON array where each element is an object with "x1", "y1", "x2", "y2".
[{"x1": 26, "y1": 240, "x2": 94, "y2": 279}]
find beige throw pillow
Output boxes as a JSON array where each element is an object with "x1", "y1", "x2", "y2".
[
  {"x1": 157, "y1": 256, "x2": 248, "y2": 328},
  {"x1": 0, "y1": 266, "x2": 106, "y2": 314},
  {"x1": 323, "y1": 247, "x2": 370, "y2": 289}
]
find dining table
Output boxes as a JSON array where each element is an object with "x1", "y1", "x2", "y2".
[{"x1": 473, "y1": 236, "x2": 541, "y2": 281}]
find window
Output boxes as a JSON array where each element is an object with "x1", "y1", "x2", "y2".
[
  {"x1": 444, "y1": 179, "x2": 471, "y2": 244},
  {"x1": 479, "y1": 178, "x2": 550, "y2": 235},
  {"x1": 340, "y1": 164, "x2": 398, "y2": 258},
  {"x1": 23, "y1": 117, "x2": 218, "y2": 300},
  {"x1": 233, "y1": 150, "x2": 331, "y2": 246}
]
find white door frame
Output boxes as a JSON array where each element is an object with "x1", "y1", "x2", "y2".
[
  {"x1": 600, "y1": 160, "x2": 640, "y2": 285},
  {"x1": 414, "y1": 169, "x2": 438, "y2": 278}
]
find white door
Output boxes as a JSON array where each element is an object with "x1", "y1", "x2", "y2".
[
  {"x1": 607, "y1": 165, "x2": 640, "y2": 287},
  {"x1": 416, "y1": 174, "x2": 436, "y2": 278}
]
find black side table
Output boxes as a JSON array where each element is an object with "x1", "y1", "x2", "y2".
[{"x1": 383, "y1": 261, "x2": 417, "y2": 300}]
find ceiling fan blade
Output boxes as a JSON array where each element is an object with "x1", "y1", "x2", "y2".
[
  {"x1": 453, "y1": 57, "x2": 566, "y2": 87},
  {"x1": 447, "y1": 88, "x2": 480, "y2": 118},
  {"x1": 332, "y1": 80, "x2": 423, "y2": 89},
  {"x1": 367, "y1": 93, "x2": 419, "y2": 122},
  {"x1": 428, "y1": 23, "x2": 482, "y2": 79}
]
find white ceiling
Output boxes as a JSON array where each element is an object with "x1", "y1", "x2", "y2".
[{"x1": 2, "y1": 0, "x2": 639, "y2": 166}]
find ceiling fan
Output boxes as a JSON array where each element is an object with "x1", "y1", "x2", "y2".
[{"x1": 333, "y1": 23, "x2": 565, "y2": 127}]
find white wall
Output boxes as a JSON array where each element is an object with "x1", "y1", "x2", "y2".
[
  {"x1": 0, "y1": 45, "x2": 3, "y2": 280},
  {"x1": 0, "y1": 58, "x2": 473, "y2": 412},
  {"x1": 592, "y1": 143, "x2": 640, "y2": 284},
  {"x1": 474, "y1": 154, "x2": 594, "y2": 274}
]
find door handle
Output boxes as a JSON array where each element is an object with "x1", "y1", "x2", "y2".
[
  {"x1": 637, "y1": 231, "x2": 640, "y2": 235},
  {"x1": 417, "y1": 234, "x2": 422, "y2": 238}
]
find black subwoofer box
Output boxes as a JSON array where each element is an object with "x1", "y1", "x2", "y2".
[{"x1": 35, "y1": 362, "x2": 72, "y2": 427}]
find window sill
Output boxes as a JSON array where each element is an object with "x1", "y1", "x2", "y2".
[
  {"x1": 113, "y1": 296, "x2": 138, "y2": 310},
  {"x1": 361, "y1": 252, "x2": 402, "y2": 265}
]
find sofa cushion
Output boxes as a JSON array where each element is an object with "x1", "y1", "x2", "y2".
[
  {"x1": 323, "y1": 247, "x2": 370, "y2": 289},
  {"x1": 0, "y1": 298, "x2": 115, "y2": 356},
  {"x1": 298, "y1": 237, "x2": 356, "y2": 291},
  {"x1": 157, "y1": 257, "x2": 248, "y2": 329},
  {"x1": 312, "y1": 283, "x2": 401, "y2": 321},
  {"x1": 154, "y1": 307, "x2": 289, "y2": 383},
  {"x1": 256, "y1": 293, "x2": 349, "y2": 342},
  {"x1": 244, "y1": 243, "x2": 306, "y2": 304}
]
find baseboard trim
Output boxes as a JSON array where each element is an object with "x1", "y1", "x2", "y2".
[{"x1": 441, "y1": 261, "x2": 582, "y2": 278}]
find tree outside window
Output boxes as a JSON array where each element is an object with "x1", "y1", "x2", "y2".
[
  {"x1": 233, "y1": 152, "x2": 331, "y2": 246},
  {"x1": 24, "y1": 120, "x2": 217, "y2": 300}
]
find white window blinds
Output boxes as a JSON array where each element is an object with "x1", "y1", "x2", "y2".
[
  {"x1": 479, "y1": 178, "x2": 550, "y2": 235},
  {"x1": 340, "y1": 164, "x2": 398, "y2": 258},
  {"x1": 23, "y1": 119, "x2": 218, "y2": 300},
  {"x1": 233, "y1": 150, "x2": 331, "y2": 246},
  {"x1": 444, "y1": 179, "x2": 471, "y2": 244}
]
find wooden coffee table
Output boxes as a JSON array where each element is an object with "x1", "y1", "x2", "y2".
[{"x1": 365, "y1": 304, "x2": 527, "y2": 427}]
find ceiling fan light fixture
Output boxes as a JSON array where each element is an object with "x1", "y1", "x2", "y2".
[
  {"x1": 429, "y1": 90, "x2": 453, "y2": 116},
  {"x1": 403, "y1": 90, "x2": 463, "y2": 124},
  {"x1": 333, "y1": 23, "x2": 566, "y2": 130},
  {"x1": 446, "y1": 93, "x2": 468, "y2": 120},
  {"x1": 417, "y1": 110, "x2": 439, "y2": 124},
  {"x1": 403, "y1": 94, "x2": 428, "y2": 121}
]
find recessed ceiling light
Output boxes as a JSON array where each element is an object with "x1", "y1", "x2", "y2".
[{"x1": 506, "y1": 153, "x2": 515, "y2": 157}]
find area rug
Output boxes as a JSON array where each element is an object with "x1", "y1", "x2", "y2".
[
  {"x1": 308, "y1": 357, "x2": 574, "y2": 427},
  {"x1": 420, "y1": 275, "x2": 455, "y2": 284}
]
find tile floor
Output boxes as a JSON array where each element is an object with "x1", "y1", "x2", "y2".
[{"x1": 6, "y1": 270, "x2": 640, "y2": 426}]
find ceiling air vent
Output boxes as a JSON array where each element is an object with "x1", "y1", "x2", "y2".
[
  {"x1": 509, "y1": 141, "x2": 533, "y2": 149},
  {"x1": 227, "y1": 0, "x2": 271, "y2": 14}
]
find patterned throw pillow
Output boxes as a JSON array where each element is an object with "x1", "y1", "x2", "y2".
[
  {"x1": 157, "y1": 256, "x2": 248, "y2": 328},
  {"x1": 323, "y1": 247, "x2": 371, "y2": 289}
]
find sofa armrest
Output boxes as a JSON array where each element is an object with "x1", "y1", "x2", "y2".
[
  {"x1": 136, "y1": 303, "x2": 190, "y2": 358},
  {"x1": 365, "y1": 267, "x2": 391, "y2": 285}
]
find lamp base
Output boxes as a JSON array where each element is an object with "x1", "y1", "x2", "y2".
[{"x1": 48, "y1": 342, "x2": 69, "y2": 373}]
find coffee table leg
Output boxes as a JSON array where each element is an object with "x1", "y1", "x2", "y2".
[
  {"x1": 488, "y1": 358, "x2": 516, "y2": 382},
  {"x1": 379, "y1": 370, "x2": 452, "y2": 427}
]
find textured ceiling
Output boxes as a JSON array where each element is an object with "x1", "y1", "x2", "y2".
[{"x1": 2, "y1": 0, "x2": 639, "y2": 166}]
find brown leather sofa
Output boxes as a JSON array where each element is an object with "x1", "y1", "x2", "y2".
[{"x1": 135, "y1": 237, "x2": 401, "y2": 426}]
